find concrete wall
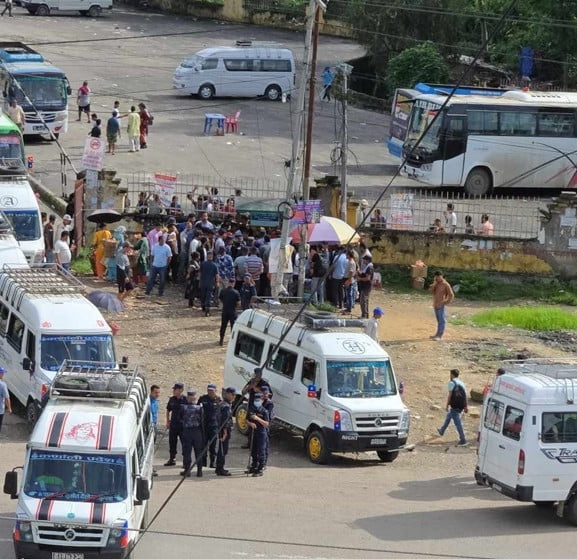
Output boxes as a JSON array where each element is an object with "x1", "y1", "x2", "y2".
[{"x1": 364, "y1": 230, "x2": 553, "y2": 276}]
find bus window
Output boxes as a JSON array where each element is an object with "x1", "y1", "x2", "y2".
[
  {"x1": 500, "y1": 111, "x2": 536, "y2": 136},
  {"x1": 467, "y1": 110, "x2": 498, "y2": 134},
  {"x1": 537, "y1": 112, "x2": 575, "y2": 137}
]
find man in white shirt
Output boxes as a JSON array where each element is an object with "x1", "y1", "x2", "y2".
[
  {"x1": 444, "y1": 203, "x2": 458, "y2": 234},
  {"x1": 54, "y1": 231, "x2": 72, "y2": 271},
  {"x1": 364, "y1": 307, "x2": 384, "y2": 343}
]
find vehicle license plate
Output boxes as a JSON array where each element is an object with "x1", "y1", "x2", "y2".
[
  {"x1": 52, "y1": 553, "x2": 84, "y2": 559},
  {"x1": 33, "y1": 125, "x2": 46, "y2": 131},
  {"x1": 370, "y1": 438, "x2": 387, "y2": 445}
]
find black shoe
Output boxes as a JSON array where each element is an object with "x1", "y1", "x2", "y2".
[
  {"x1": 152, "y1": 469, "x2": 159, "y2": 477},
  {"x1": 196, "y1": 470, "x2": 203, "y2": 478},
  {"x1": 215, "y1": 469, "x2": 231, "y2": 476},
  {"x1": 180, "y1": 470, "x2": 191, "y2": 477},
  {"x1": 210, "y1": 460, "x2": 216, "y2": 469},
  {"x1": 252, "y1": 470, "x2": 263, "y2": 477},
  {"x1": 164, "y1": 459, "x2": 176, "y2": 467},
  {"x1": 219, "y1": 339, "x2": 224, "y2": 346}
]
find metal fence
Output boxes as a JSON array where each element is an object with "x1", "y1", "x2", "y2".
[
  {"x1": 367, "y1": 189, "x2": 542, "y2": 240},
  {"x1": 120, "y1": 173, "x2": 542, "y2": 239},
  {"x1": 243, "y1": 0, "x2": 306, "y2": 16}
]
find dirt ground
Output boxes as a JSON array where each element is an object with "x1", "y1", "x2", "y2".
[{"x1": 94, "y1": 278, "x2": 570, "y2": 447}]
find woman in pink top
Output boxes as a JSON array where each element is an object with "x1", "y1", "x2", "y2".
[{"x1": 480, "y1": 214, "x2": 494, "y2": 236}]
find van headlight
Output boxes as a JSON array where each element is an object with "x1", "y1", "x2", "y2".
[
  {"x1": 333, "y1": 409, "x2": 353, "y2": 431},
  {"x1": 398, "y1": 410, "x2": 410, "y2": 435},
  {"x1": 15, "y1": 520, "x2": 33, "y2": 542},
  {"x1": 107, "y1": 520, "x2": 129, "y2": 548}
]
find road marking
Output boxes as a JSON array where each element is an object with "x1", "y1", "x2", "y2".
[{"x1": 231, "y1": 552, "x2": 339, "y2": 559}]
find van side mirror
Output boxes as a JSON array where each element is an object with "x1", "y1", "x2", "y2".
[
  {"x1": 4, "y1": 471, "x2": 18, "y2": 499},
  {"x1": 66, "y1": 86, "x2": 72, "y2": 95},
  {"x1": 22, "y1": 357, "x2": 32, "y2": 372},
  {"x1": 135, "y1": 478, "x2": 149, "y2": 503}
]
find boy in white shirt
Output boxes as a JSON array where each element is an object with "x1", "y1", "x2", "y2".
[{"x1": 364, "y1": 307, "x2": 384, "y2": 343}]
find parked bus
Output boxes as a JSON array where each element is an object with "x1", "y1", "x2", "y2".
[
  {"x1": 0, "y1": 112, "x2": 26, "y2": 174},
  {"x1": 387, "y1": 83, "x2": 508, "y2": 159},
  {"x1": 0, "y1": 42, "x2": 71, "y2": 139},
  {"x1": 401, "y1": 89, "x2": 577, "y2": 196},
  {"x1": 173, "y1": 41, "x2": 295, "y2": 101}
]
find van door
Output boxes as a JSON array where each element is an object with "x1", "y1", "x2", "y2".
[
  {"x1": 481, "y1": 397, "x2": 526, "y2": 492},
  {"x1": 222, "y1": 57, "x2": 254, "y2": 97},
  {"x1": 282, "y1": 356, "x2": 322, "y2": 431},
  {"x1": 6, "y1": 312, "x2": 27, "y2": 403},
  {"x1": 266, "y1": 346, "x2": 298, "y2": 425}
]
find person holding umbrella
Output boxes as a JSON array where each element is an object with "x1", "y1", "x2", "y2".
[{"x1": 91, "y1": 223, "x2": 112, "y2": 280}]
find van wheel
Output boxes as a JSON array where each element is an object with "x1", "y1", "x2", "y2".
[
  {"x1": 464, "y1": 167, "x2": 492, "y2": 197},
  {"x1": 564, "y1": 494, "x2": 577, "y2": 526},
  {"x1": 198, "y1": 84, "x2": 215, "y2": 100},
  {"x1": 306, "y1": 430, "x2": 329, "y2": 464},
  {"x1": 265, "y1": 85, "x2": 282, "y2": 101},
  {"x1": 377, "y1": 450, "x2": 399, "y2": 463},
  {"x1": 88, "y1": 5, "x2": 101, "y2": 16},
  {"x1": 80, "y1": 10, "x2": 88, "y2": 15},
  {"x1": 26, "y1": 399, "x2": 41, "y2": 430},
  {"x1": 235, "y1": 403, "x2": 250, "y2": 436},
  {"x1": 35, "y1": 4, "x2": 50, "y2": 15}
]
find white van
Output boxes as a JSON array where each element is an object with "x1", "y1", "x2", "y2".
[
  {"x1": 172, "y1": 42, "x2": 295, "y2": 101},
  {"x1": 0, "y1": 210, "x2": 29, "y2": 268},
  {"x1": 4, "y1": 361, "x2": 154, "y2": 559},
  {"x1": 20, "y1": 0, "x2": 111, "y2": 17},
  {"x1": 0, "y1": 265, "x2": 116, "y2": 427},
  {"x1": 224, "y1": 309, "x2": 410, "y2": 463},
  {"x1": 475, "y1": 359, "x2": 577, "y2": 525},
  {"x1": 0, "y1": 179, "x2": 44, "y2": 264}
]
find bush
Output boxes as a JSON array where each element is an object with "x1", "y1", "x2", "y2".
[{"x1": 472, "y1": 307, "x2": 577, "y2": 332}]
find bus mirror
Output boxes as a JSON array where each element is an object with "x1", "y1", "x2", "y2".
[
  {"x1": 66, "y1": 86, "x2": 72, "y2": 95},
  {"x1": 4, "y1": 471, "x2": 18, "y2": 498},
  {"x1": 136, "y1": 478, "x2": 149, "y2": 502}
]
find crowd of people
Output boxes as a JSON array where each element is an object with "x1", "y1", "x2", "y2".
[{"x1": 150, "y1": 368, "x2": 273, "y2": 478}]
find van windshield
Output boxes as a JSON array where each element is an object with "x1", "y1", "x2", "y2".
[
  {"x1": 4, "y1": 209, "x2": 41, "y2": 241},
  {"x1": 181, "y1": 55, "x2": 201, "y2": 69},
  {"x1": 24, "y1": 450, "x2": 127, "y2": 503},
  {"x1": 327, "y1": 360, "x2": 396, "y2": 398},
  {"x1": 40, "y1": 335, "x2": 116, "y2": 371}
]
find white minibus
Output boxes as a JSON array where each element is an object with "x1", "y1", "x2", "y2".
[{"x1": 173, "y1": 42, "x2": 295, "y2": 101}]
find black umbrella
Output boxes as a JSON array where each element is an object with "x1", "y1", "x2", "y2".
[
  {"x1": 87, "y1": 208, "x2": 122, "y2": 224},
  {"x1": 87, "y1": 290, "x2": 125, "y2": 313}
]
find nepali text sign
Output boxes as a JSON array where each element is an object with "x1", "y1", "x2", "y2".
[
  {"x1": 250, "y1": 211, "x2": 279, "y2": 228},
  {"x1": 81, "y1": 137, "x2": 105, "y2": 171},
  {"x1": 290, "y1": 199, "x2": 322, "y2": 227},
  {"x1": 154, "y1": 174, "x2": 177, "y2": 207},
  {"x1": 389, "y1": 193, "x2": 414, "y2": 230}
]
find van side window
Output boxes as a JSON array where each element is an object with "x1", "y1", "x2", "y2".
[
  {"x1": 142, "y1": 408, "x2": 152, "y2": 441},
  {"x1": 542, "y1": 412, "x2": 577, "y2": 443},
  {"x1": 7, "y1": 314, "x2": 24, "y2": 352},
  {"x1": 0, "y1": 302, "x2": 9, "y2": 336},
  {"x1": 262, "y1": 59, "x2": 292, "y2": 72},
  {"x1": 234, "y1": 332, "x2": 264, "y2": 364},
  {"x1": 502, "y1": 406, "x2": 523, "y2": 441},
  {"x1": 301, "y1": 357, "x2": 317, "y2": 386},
  {"x1": 224, "y1": 59, "x2": 252, "y2": 72},
  {"x1": 26, "y1": 331, "x2": 36, "y2": 363},
  {"x1": 484, "y1": 398, "x2": 504, "y2": 432},
  {"x1": 201, "y1": 58, "x2": 218, "y2": 70},
  {"x1": 136, "y1": 431, "x2": 145, "y2": 464},
  {"x1": 269, "y1": 347, "x2": 297, "y2": 379}
]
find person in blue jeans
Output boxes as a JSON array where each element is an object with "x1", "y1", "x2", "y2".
[
  {"x1": 146, "y1": 234, "x2": 172, "y2": 296},
  {"x1": 437, "y1": 369, "x2": 468, "y2": 446}
]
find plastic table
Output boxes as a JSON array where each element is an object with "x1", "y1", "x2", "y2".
[{"x1": 204, "y1": 113, "x2": 226, "y2": 134}]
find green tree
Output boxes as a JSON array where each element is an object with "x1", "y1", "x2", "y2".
[{"x1": 384, "y1": 43, "x2": 449, "y2": 95}]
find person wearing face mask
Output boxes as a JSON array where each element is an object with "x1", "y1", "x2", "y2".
[
  {"x1": 180, "y1": 390, "x2": 205, "y2": 478},
  {"x1": 246, "y1": 392, "x2": 270, "y2": 477}
]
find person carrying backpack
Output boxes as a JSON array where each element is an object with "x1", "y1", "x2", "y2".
[{"x1": 437, "y1": 369, "x2": 468, "y2": 446}]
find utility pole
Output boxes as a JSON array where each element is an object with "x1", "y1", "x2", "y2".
[
  {"x1": 272, "y1": 0, "x2": 327, "y2": 299},
  {"x1": 338, "y1": 63, "x2": 353, "y2": 222}
]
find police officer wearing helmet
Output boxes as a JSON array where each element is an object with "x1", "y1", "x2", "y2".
[
  {"x1": 197, "y1": 383, "x2": 221, "y2": 468},
  {"x1": 180, "y1": 390, "x2": 205, "y2": 478},
  {"x1": 215, "y1": 387, "x2": 236, "y2": 476},
  {"x1": 165, "y1": 382, "x2": 186, "y2": 467},
  {"x1": 247, "y1": 392, "x2": 270, "y2": 477}
]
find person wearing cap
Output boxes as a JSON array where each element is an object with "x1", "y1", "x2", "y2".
[
  {"x1": 364, "y1": 307, "x2": 384, "y2": 344},
  {"x1": 199, "y1": 250, "x2": 219, "y2": 317},
  {"x1": 240, "y1": 272, "x2": 257, "y2": 311},
  {"x1": 164, "y1": 383, "x2": 187, "y2": 467},
  {"x1": 215, "y1": 387, "x2": 236, "y2": 476},
  {"x1": 56, "y1": 214, "x2": 74, "y2": 249},
  {"x1": 0, "y1": 367, "x2": 12, "y2": 435},
  {"x1": 247, "y1": 392, "x2": 270, "y2": 476},
  {"x1": 116, "y1": 242, "x2": 134, "y2": 302},
  {"x1": 197, "y1": 384, "x2": 221, "y2": 468},
  {"x1": 180, "y1": 390, "x2": 205, "y2": 478},
  {"x1": 357, "y1": 254, "x2": 375, "y2": 319},
  {"x1": 240, "y1": 368, "x2": 272, "y2": 449},
  {"x1": 219, "y1": 277, "x2": 240, "y2": 346}
]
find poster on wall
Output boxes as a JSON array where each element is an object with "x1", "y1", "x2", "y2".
[
  {"x1": 154, "y1": 174, "x2": 177, "y2": 206},
  {"x1": 389, "y1": 193, "x2": 414, "y2": 229},
  {"x1": 290, "y1": 200, "x2": 322, "y2": 227}
]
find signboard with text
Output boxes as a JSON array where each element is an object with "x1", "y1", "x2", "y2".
[
  {"x1": 81, "y1": 137, "x2": 105, "y2": 171},
  {"x1": 290, "y1": 200, "x2": 322, "y2": 227},
  {"x1": 154, "y1": 173, "x2": 177, "y2": 207}
]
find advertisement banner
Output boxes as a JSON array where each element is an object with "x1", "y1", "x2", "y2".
[
  {"x1": 290, "y1": 199, "x2": 322, "y2": 227},
  {"x1": 154, "y1": 173, "x2": 177, "y2": 207},
  {"x1": 81, "y1": 137, "x2": 105, "y2": 171},
  {"x1": 389, "y1": 193, "x2": 414, "y2": 230}
]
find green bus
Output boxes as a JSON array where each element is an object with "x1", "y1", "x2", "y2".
[{"x1": 0, "y1": 112, "x2": 26, "y2": 175}]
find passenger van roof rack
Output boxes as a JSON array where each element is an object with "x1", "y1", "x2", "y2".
[
  {"x1": 0, "y1": 264, "x2": 86, "y2": 299},
  {"x1": 50, "y1": 360, "x2": 145, "y2": 407},
  {"x1": 249, "y1": 304, "x2": 367, "y2": 330},
  {"x1": 502, "y1": 358, "x2": 577, "y2": 380},
  {"x1": 235, "y1": 40, "x2": 283, "y2": 47}
]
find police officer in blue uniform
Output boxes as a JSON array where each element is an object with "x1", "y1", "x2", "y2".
[
  {"x1": 180, "y1": 390, "x2": 205, "y2": 478},
  {"x1": 164, "y1": 382, "x2": 186, "y2": 467},
  {"x1": 241, "y1": 368, "x2": 272, "y2": 449},
  {"x1": 261, "y1": 386, "x2": 274, "y2": 465},
  {"x1": 215, "y1": 387, "x2": 236, "y2": 476},
  {"x1": 247, "y1": 392, "x2": 270, "y2": 477},
  {"x1": 197, "y1": 383, "x2": 221, "y2": 468}
]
